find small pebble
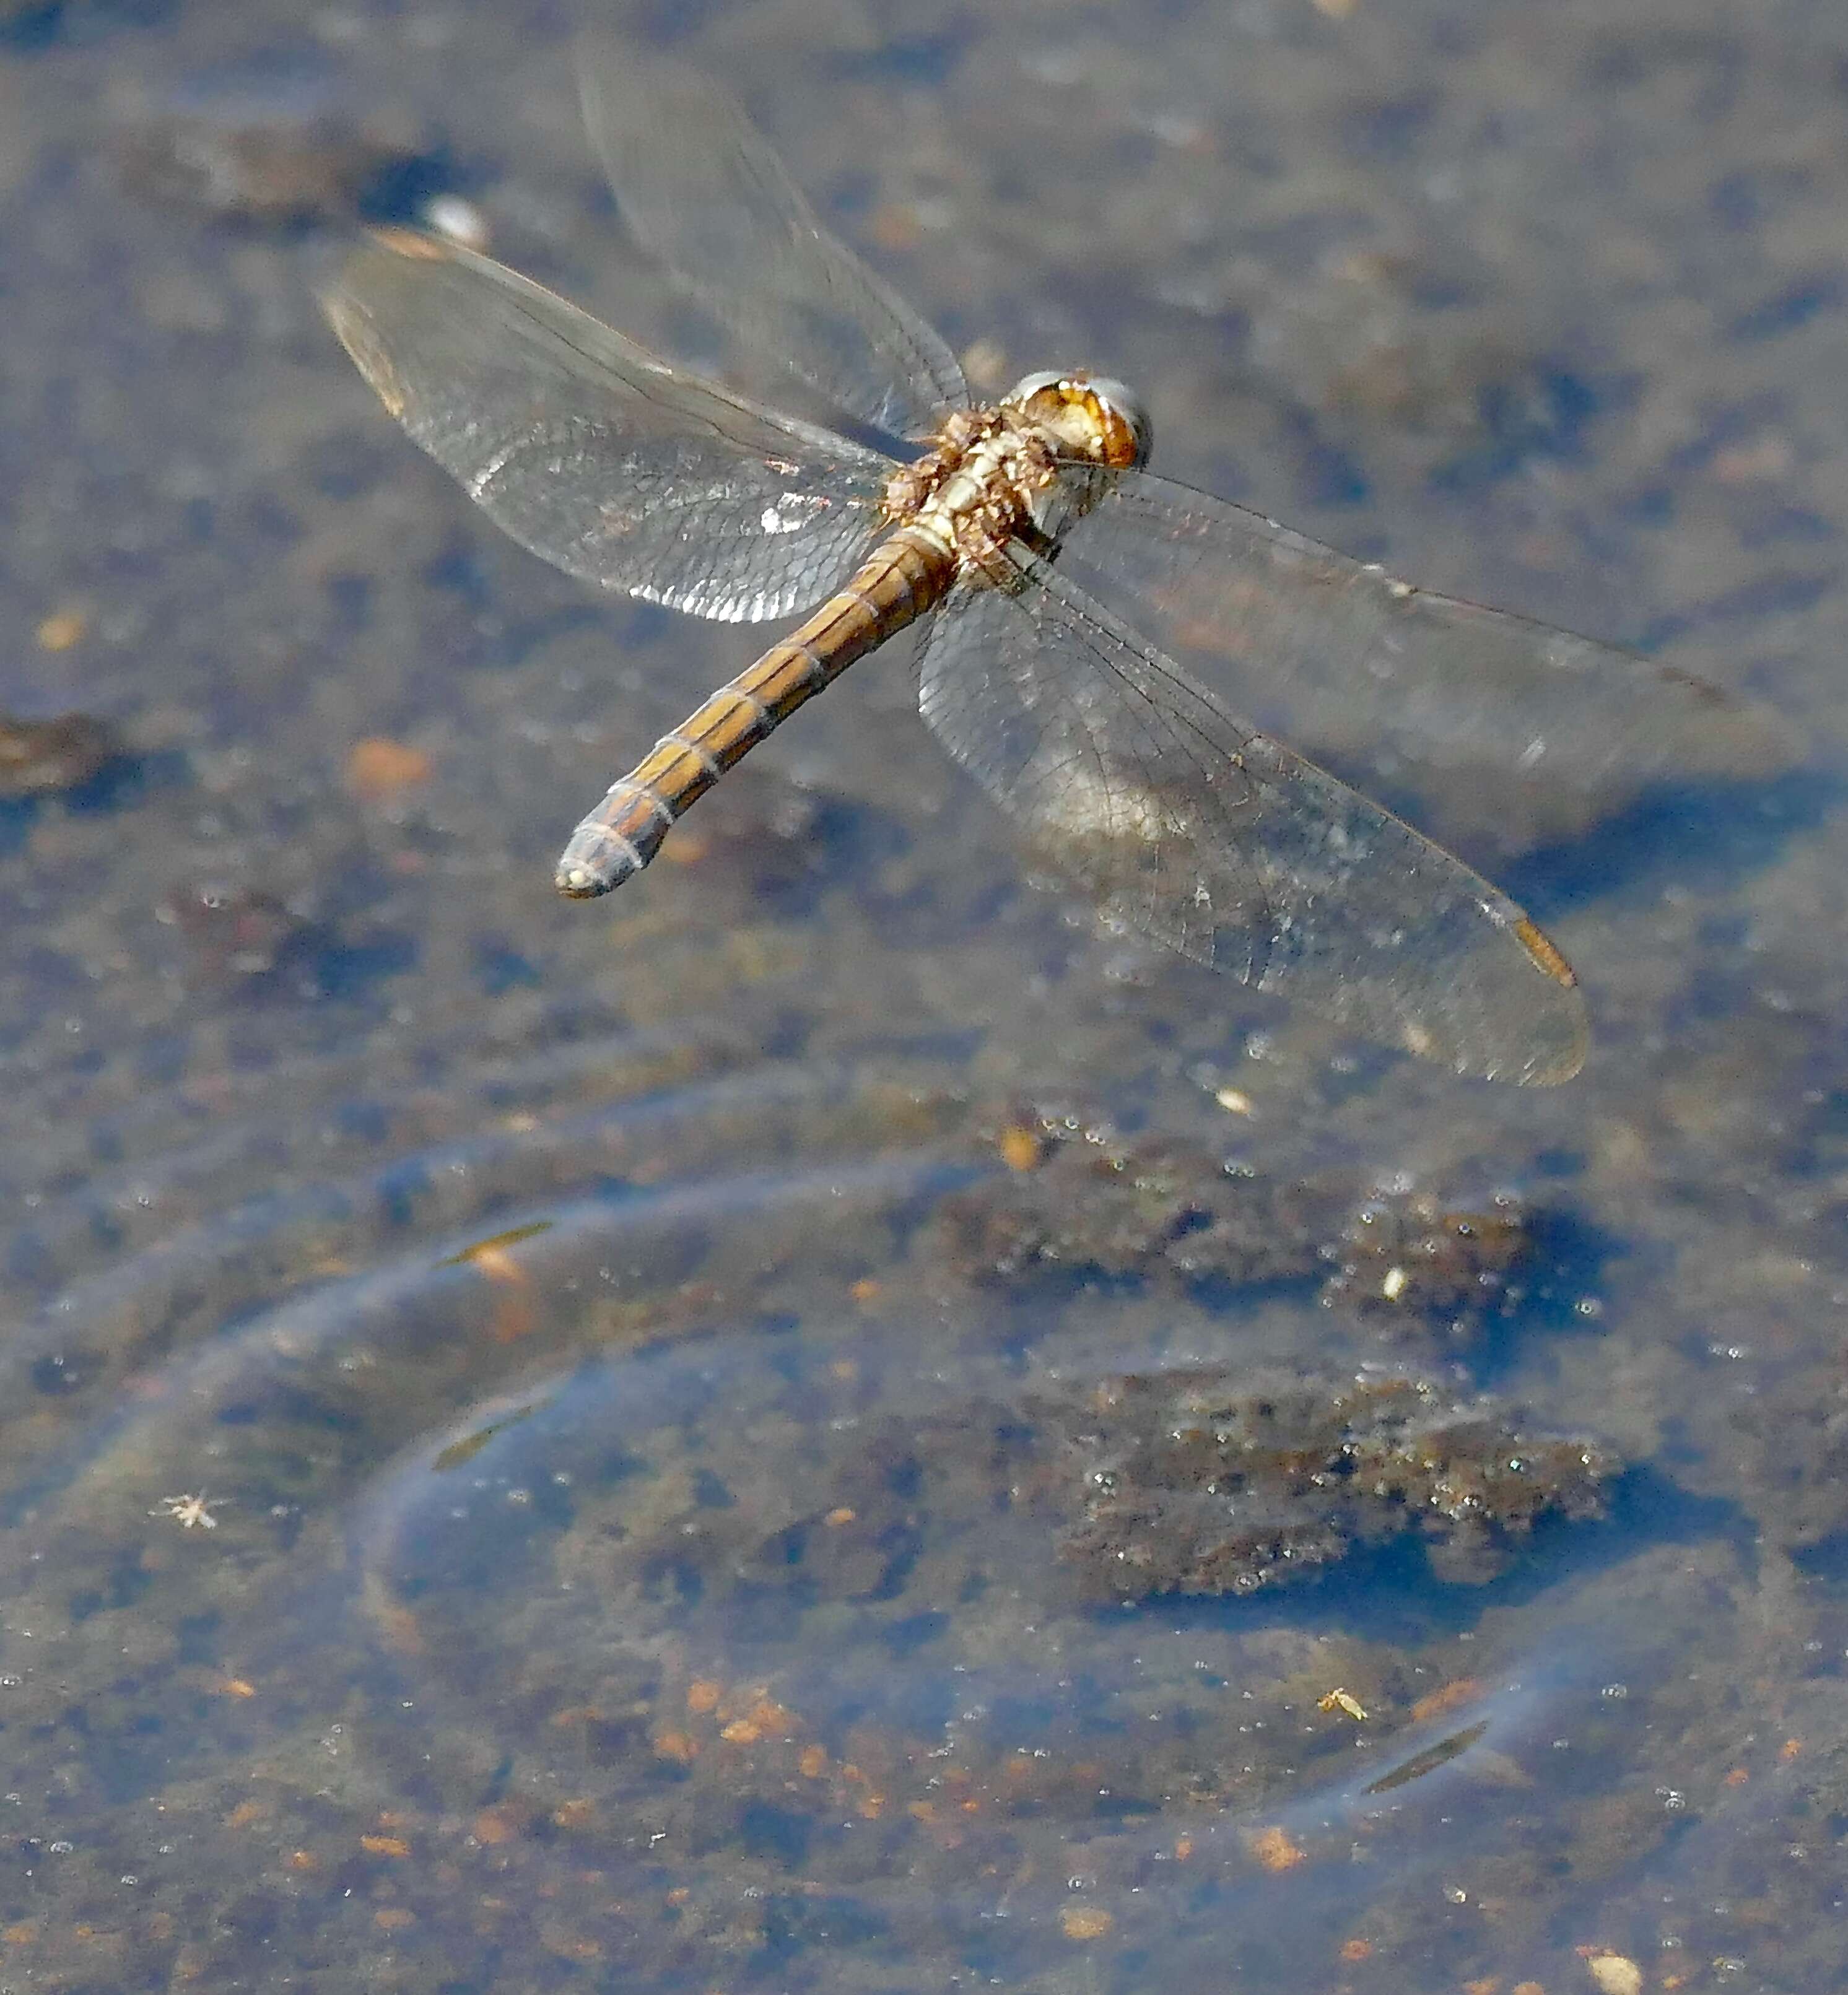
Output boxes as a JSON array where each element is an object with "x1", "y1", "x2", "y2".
[{"x1": 1584, "y1": 1950, "x2": 1644, "y2": 1995}]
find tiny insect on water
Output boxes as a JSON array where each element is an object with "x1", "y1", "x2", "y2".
[{"x1": 323, "y1": 38, "x2": 1787, "y2": 1085}]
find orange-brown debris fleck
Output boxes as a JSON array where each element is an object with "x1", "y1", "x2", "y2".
[
  {"x1": 799, "y1": 1744, "x2": 829, "y2": 1778},
  {"x1": 1712, "y1": 435, "x2": 1794, "y2": 482},
  {"x1": 998, "y1": 1124, "x2": 1044, "y2": 1173},
  {"x1": 1411, "y1": 1677, "x2": 1483, "y2": 1723},
  {"x1": 373, "y1": 1907, "x2": 415, "y2": 1931},
  {"x1": 1724, "y1": 1765, "x2": 1750, "y2": 1786},
  {"x1": 850, "y1": 1277, "x2": 881, "y2": 1304},
  {"x1": 346, "y1": 736, "x2": 432, "y2": 801},
  {"x1": 1581, "y1": 1950, "x2": 1643, "y2": 1995},
  {"x1": 824, "y1": 1506, "x2": 857, "y2": 1526},
  {"x1": 464, "y1": 1244, "x2": 527, "y2": 1285},
  {"x1": 288, "y1": 1851, "x2": 318, "y2": 1872},
  {"x1": 1059, "y1": 1906, "x2": 1115, "y2": 1941},
  {"x1": 225, "y1": 1801, "x2": 266, "y2": 1830},
  {"x1": 1341, "y1": 1938, "x2": 1374, "y2": 1962},
  {"x1": 658, "y1": 827, "x2": 711, "y2": 866},
  {"x1": 216, "y1": 1676, "x2": 258, "y2": 1699},
  {"x1": 1512, "y1": 1983, "x2": 1546, "y2": 1995},
  {"x1": 721, "y1": 1697, "x2": 795, "y2": 1745},
  {"x1": 686, "y1": 1679, "x2": 723, "y2": 1714},
  {"x1": 855, "y1": 1792, "x2": 886, "y2": 1819},
  {"x1": 655, "y1": 1730, "x2": 699, "y2": 1764},
  {"x1": 472, "y1": 1804, "x2": 526, "y2": 1845},
  {"x1": 491, "y1": 1293, "x2": 536, "y2": 1344},
  {"x1": 3, "y1": 1923, "x2": 37, "y2": 1945},
  {"x1": 866, "y1": 202, "x2": 923, "y2": 253},
  {"x1": 35, "y1": 608, "x2": 87, "y2": 651},
  {"x1": 551, "y1": 1799, "x2": 595, "y2": 1830},
  {"x1": 1173, "y1": 1834, "x2": 1194, "y2": 1862},
  {"x1": 361, "y1": 1834, "x2": 411, "y2": 1858},
  {"x1": 1249, "y1": 1825, "x2": 1307, "y2": 1872},
  {"x1": 1781, "y1": 1737, "x2": 1803, "y2": 1760},
  {"x1": 1463, "y1": 1978, "x2": 1500, "y2": 1995}
]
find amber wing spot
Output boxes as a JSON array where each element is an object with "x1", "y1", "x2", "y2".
[
  {"x1": 323, "y1": 310, "x2": 408, "y2": 422},
  {"x1": 1513, "y1": 916, "x2": 1577, "y2": 990},
  {"x1": 320, "y1": 238, "x2": 439, "y2": 422},
  {"x1": 365, "y1": 225, "x2": 458, "y2": 263}
]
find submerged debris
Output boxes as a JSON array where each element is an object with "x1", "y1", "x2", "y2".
[
  {"x1": 1323, "y1": 1190, "x2": 1532, "y2": 1330},
  {"x1": 1046, "y1": 1367, "x2": 1611, "y2": 1600},
  {"x1": 939, "y1": 1110, "x2": 1533, "y2": 1335},
  {"x1": 0, "y1": 710, "x2": 123, "y2": 796},
  {"x1": 632, "y1": 1361, "x2": 1610, "y2": 1617},
  {"x1": 118, "y1": 102, "x2": 399, "y2": 224},
  {"x1": 941, "y1": 1128, "x2": 1335, "y2": 1284},
  {"x1": 157, "y1": 880, "x2": 307, "y2": 981}
]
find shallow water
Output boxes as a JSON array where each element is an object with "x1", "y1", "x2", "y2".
[{"x1": 4, "y1": 1, "x2": 1848, "y2": 1989}]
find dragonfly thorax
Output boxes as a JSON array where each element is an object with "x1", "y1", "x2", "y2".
[{"x1": 881, "y1": 376, "x2": 1149, "y2": 579}]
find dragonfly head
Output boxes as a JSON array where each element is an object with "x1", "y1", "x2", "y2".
[{"x1": 1005, "y1": 371, "x2": 1151, "y2": 471}]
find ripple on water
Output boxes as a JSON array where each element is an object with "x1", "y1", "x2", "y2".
[{"x1": 0, "y1": 1019, "x2": 1730, "y2": 1990}]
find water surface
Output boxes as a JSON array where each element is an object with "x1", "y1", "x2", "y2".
[{"x1": 2, "y1": 2, "x2": 1846, "y2": 1989}]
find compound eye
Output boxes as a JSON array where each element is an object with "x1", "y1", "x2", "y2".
[{"x1": 1084, "y1": 377, "x2": 1153, "y2": 469}]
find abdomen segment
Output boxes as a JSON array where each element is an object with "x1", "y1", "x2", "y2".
[{"x1": 556, "y1": 528, "x2": 950, "y2": 897}]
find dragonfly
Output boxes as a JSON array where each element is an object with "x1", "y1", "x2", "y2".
[{"x1": 321, "y1": 42, "x2": 1782, "y2": 1087}]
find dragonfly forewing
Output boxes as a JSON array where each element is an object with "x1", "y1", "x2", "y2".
[
  {"x1": 1060, "y1": 472, "x2": 1794, "y2": 841},
  {"x1": 321, "y1": 230, "x2": 893, "y2": 624},
  {"x1": 576, "y1": 34, "x2": 968, "y2": 442}
]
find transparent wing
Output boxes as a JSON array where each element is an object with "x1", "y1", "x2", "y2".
[
  {"x1": 916, "y1": 550, "x2": 1589, "y2": 1085},
  {"x1": 1058, "y1": 472, "x2": 1794, "y2": 846},
  {"x1": 321, "y1": 229, "x2": 893, "y2": 624},
  {"x1": 577, "y1": 34, "x2": 968, "y2": 441}
]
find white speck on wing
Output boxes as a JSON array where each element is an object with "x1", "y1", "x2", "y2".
[
  {"x1": 759, "y1": 492, "x2": 828, "y2": 536},
  {"x1": 467, "y1": 443, "x2": 519, "y2": 502}
]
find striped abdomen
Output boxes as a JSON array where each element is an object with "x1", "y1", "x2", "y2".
[{"x1": 555, "y1": 527, "x2": 953, "y2": 898}]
